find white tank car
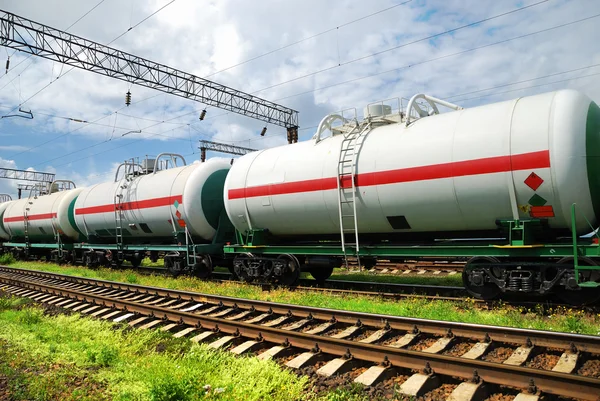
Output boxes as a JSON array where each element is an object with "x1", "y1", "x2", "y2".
[
  {"x1": 224, "y1": 90, "x2": 600, "y2": 237},
  {"x1": 73, "y1": 155, "x2": 230, "y2": 242},
  {"x1": 1, "y1": 183, "x2": 83, "y2": 241},
  {"x1": 0, "y1": 197, "x2": 13, "y2": 240}
]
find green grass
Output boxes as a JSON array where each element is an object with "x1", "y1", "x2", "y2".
[
  {"x1": 7, "y1": 260, "x2": 600, "y2": 335},
  {"x1": 0, "y1": 296, "x2": 322, "y2": 401}
]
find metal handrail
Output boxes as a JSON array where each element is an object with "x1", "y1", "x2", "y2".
[{"x1": 405, "y1": 94, "x2": 463, "y2": 126}]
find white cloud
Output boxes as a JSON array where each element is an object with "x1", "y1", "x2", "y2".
[{"x1": 0, "y1": 0, "x2": 597, "y2": 186}]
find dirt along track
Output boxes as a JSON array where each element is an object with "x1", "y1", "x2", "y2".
[{"x1": 0, "y1": 266, "x2": 599, "y2": 400}]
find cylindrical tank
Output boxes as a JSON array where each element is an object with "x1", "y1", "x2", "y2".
[
  {"x1": 0, "y1": 201, "x2": 13, "y2": 240},
  {"x1": 2, "y1": 188, "x2": 83, "y2": 241},
  {"x1": 73, "y1": 158, "x2": 230, "y2": 241},
  {"x1": 224, "y1": 90, "x2": 600, "y2": 237}
]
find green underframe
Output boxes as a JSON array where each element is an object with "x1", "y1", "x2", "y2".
[
  {"x1": 223, "y1": 242, "x2": 600, "y2": 258},
  {"x1": 2, "y1": 242, "x2": 224, "y2": 253},
  {"x1": 224, "y1": 207, "x2": 600, "y2": 287}
]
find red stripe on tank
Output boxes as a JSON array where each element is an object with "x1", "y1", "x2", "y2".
[
  {"x1": 3, "y1": 212, "x2": 57, "y2": 223},
  {"x1": 228, "y1": 150, "x2": 551, "y2": 200},
  {"x1": 75, "y1": 195, "x2": 183, "y2": 215}
]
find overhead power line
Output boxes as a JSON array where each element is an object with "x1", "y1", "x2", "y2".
[
  {"x1": 251, "y1": 0, "x2": 551, "y2": 95},
  {"x1": 0, "y1": 0, "x2": 176, "y2": 121},
  {"x1": 205, "y1": 0, "x2": 413, "y2": 78},
  {"x1": 0, "y1": 7, "x2": 299, "y2": 129}
]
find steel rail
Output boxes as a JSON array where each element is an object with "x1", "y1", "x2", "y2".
[
  {"x1": 2, "y1": 267, "x2": 599, "y2": 354},
  {"x1": 1, "y1": 273, "x2": 599, "y2": 399}
]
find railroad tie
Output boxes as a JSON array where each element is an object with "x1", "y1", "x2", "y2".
[
  {"x1": 304, "y1": 321, "x2": 336, "y2": 335},
  {"x1": 159, "y1": 323, "x2": 179, "y2": 332},
  {"x1": 172, "y1": 327, "x2": 196, "y2": 338},
  {"x1": 63, "y1": 301, "x2": 82, "y2": 309},
  {"x1": 128, "y1": 316, "x2": 151, "y2": 327},
  {"x1": 47, "y1": 297, "x2": 67, "y2": 305},
  {"x1": 55, "y1": 299, "x2": 75, "y2": 307},
  {"x1": 195, "y1": 305, "x2": 221, "y2": 315},
  {"x1": 144, "y1": 297, "x2": 167, "y2": 306},
  {"x1": 330, "y1": 325, "x2": 362, "y2": 339},
  {"x1": 230, "y1": 340, "x2": 262, "y2": 355},
  {"x1": 190, "y1": 331, "x2": 216, "y2": 343},
  {"x1": 72, "y1": 303, "x2": 91, "y2": 312},
  {"x1": 551, "y1": 351, "x2": 579, "y2": 374},
  {"x1": 461, "y1": 341, "x2": 492, "y2": 360},
  {"x1": 113, "y1": 313, "x2": 135, "y2": 323},
  {"x1": 210, "y1": 307, "x2": 235, "y2": 318},
  {"x1": 286, "y1": 351, "x2": 325, "y2": 369},
  {"x1": 155, "y1": 299, "x2": 178, "y2": 307},
  {"x1": 447, "y1": 381, "x2": 486, "y2": 401},
  {"x1": 100, "y1": 310, "x2": 123, "y2": 320},
  {"x1": 262, "y1": 314, "x2": 292, "y2": 327},
  {"x1": 316, "y1": 354, "x2": 359, "y2": 377},
  {"x1": 398, "y1": 373, "x2": 439, "y2": 397},
  {"x1": 354, "y1": 364, "x2": 394, "y2": 386},
  {"x1": 80, "y1": 305, "x2": 102, "y2": 314},
  {"x1": 226, "y1": 310, "x2": 253, "y2": 320},
  {"x1": 423, "y1": 336, "x2": 454, "y2": 354},
  {"x1": 503, "y1": 345, "x2": 534, "y2": 366},
  {"x1": 179, "y1": 303, "x2": 204, "y2": 313},
  {"x1": 282, "y1": 318, "x2": 311, "y2": 331},
  {"x1": 359, "y1": 327, "x2": 390, "y2": 344},
  {"x1": 138, "y1": 319, "x2": 163, "y2": 330},
  {"x1": 90, "y1": 308, "x2": 112, "y2": 317},
  {"x1": 208, "y1": 336, "x2": 236, "y2": 350},
  {"x1": 257, "y1": 345, "x2": 293, "y2": 361},
  {"x1": 389, "y1": 332, "x2": 419, "y2": 348},
  {"x1": 245, "y1": 312, "x2": 271, "y2": 324},
  {"x1": 168, "y1": 301, "x2": 189, "y2": 309},
  {"x1": 513, "y1": 393, "x2": 540, "y2": 401}
]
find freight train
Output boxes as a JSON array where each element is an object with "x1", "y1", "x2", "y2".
[{"x1": 2, "y1": 89, "x2": 600, "y2": 304}]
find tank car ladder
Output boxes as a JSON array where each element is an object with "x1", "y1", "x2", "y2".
[
  {"x1": 336, "y1": 122, "x2": 371, "y2": 269},
  {"x1": 114, "y1": 179, "x2": 128, "y2": 260}
]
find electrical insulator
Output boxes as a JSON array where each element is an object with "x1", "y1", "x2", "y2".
[
  {"x1": 260, "y1": 126, "x2": 267, "y2": 136},
  {"x1": 293, "y1": 130, "x2": 298, "y2": 143},
  {"x1": 125, "y1": 90, "x2": 132, "y2": 106},
  {"x1": 230, "y1": 158, "x2": 234, "y2": 165},
  {"x1": 5, "y1": 57, "x2": 9, "y2": 74},
  {"x1": 199, "y1": 109, "x2": 207, "y2": 120},
  {"x1": 200, "y1": 148, "x2": 206, "y2": 162}
]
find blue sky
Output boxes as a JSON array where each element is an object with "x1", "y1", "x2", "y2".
[{"x1": 0, "y1": 0, "x2": 598, "y2": 198}]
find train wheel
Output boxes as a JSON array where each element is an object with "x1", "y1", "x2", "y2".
[
  {"x1": 192, "y1": 254, "x2": 213, "y2": 279},
  {"x1": 276, "y1": 254, "x2": 300, "y2": 286},
  {"x1": 556, "y1": 257, "x2": 600, "y2": 305},
  {"x1": 129, "y1": 252, "x2": 143, "y2": 269},
  {"x1": 310, "y1": 266, "x2": 333, "y2": 283},
  {"x1": 233, "y1": 253, "x2": 254, "y2": 282},
  {"x1": 462, "y1": 257, "x2": 502, "y2": 300},
  {"x1": 165, "y1": 257, "x2": 183, "y2": 277}
]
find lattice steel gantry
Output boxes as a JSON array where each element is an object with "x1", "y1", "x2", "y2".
[{"x1": 0, "y1": 10, "x2": 299, "y2": 133}]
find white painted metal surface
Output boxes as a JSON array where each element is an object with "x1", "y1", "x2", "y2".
[
  {"x1": 224, "y1": 90, "x2": 596, "y2": 236},
  {"x1": 2, "y1": 188, "x2": 83, "y2": 240},
  {"x1": 74, "y1": 158, "x2": 230, "y2": 241},
  {"x1": 0, "y1": 201, "x2": 13, "y2": 240}
]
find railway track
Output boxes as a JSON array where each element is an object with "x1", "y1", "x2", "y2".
[
  {"x1": 143, "y1": 267, "x2": 597, "y2": 311},
  {"x1": 0, "y1": 266, "x2": 599, "y2": 400},
  {"x1": 347, "y1": 259, "x2": 466, "y2": 276}
]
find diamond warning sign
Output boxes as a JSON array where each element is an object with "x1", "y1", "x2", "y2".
[
  {"x1": 524, "y1": 172, "x2": 544, "y2": 191},
  {"x1": 528, "y1": 194, "x2": 547, "y2": 207}
]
